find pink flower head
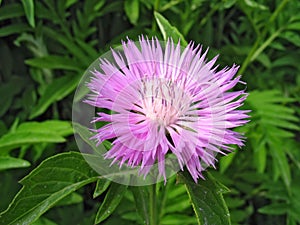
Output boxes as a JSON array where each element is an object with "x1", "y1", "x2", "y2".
[{"x1": 86, "y1": 37, "x2": 249, "y2": 182}]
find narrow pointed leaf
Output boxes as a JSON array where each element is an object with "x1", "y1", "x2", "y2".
[
  {"x1": 21, "y1": 0, "x2": 35, "y2": 27},
  {"x1": 124, "y1": 0, "x2": 139, "y2": 25},
  {"x1": 0, "y1": 157, "x2": 30, "y2": 170},
  {"x1": 29, "y1": 75, "x2": 80, "y2": 119},
  {"x1": 93, "y1": 179, "x2": 111, "y2": 198},
  {"x1": 95, "y1": 183, "x2": 128, "y2": 224},
  {"x1": 0, "y1": 121, "x2": 72, "y2": 153},
  {"x1": 154, "y1": 12, "x2": 187, "y2": 46},
  {"x1": 131, "y1": 186, "x2": 150, "y2": 225}
]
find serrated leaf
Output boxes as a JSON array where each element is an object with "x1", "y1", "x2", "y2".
[
  {"x1": 95, "y1": 182, "x2": 128, "y2": 224},
  {"x1": 21, "y1": 0, "x2": 35, "y2": 27},
  {"x1": 178, "y1": 171, "x2": 231, "y2": 225},
  {"x1": 0, "y1": 120, "x2": 72, "y2": 153},
  {"x1": 29, "y1": 74, "x2": 80, "y2": 119},
  {"x1": 154, "y1": 12, "x2": 187, "y2": 46},
  {"x1": 124, "y1": 0, "x2": 139, "y2": 25},
  {"x1": 0, "y1": 152, "x2": 98, "y2": 225},
  {"x1": 131, "y1": 186, "x2": 150, "y2": 225},
  {"x1": 0, "y1": 156, "x2": 30, "y2": 170}
]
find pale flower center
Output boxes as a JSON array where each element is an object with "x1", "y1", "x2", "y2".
[
  {"x1": 138, "y1": 78, "x2": 189, "y2": 127},
  {"x1": 145, "y1": 98, "x2": 178, "y2": 126}
]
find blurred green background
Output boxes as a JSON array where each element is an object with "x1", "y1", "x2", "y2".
[{"x1": 0, "y1": 0, "x2": 300, "y2": 224}]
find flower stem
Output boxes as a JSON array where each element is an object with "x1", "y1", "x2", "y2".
[{"x1": 149, "y1": 183, "x2": 157, "y2": 225}]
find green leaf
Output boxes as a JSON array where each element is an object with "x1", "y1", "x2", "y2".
[
  {"x1": 0, "y1": 24, "x2": 30, "y2": 37},
  {"x1": 161, "y1": 214, "x2": 197, "y2": 225},
  {"x1": 18, "y1": 121, "x2": 73, "y2": 136},
  {"x1": 0, "y1": 156, "x2": 30, "y2": 171},
  {"x1": 286, "y1": 22, "x2": 300, "y2": 31},
  {"x1": 0, "y1": 120, "x2": 72, "y2": 153},
  {"x1": 95, "y1": 182, "x2": 128, "y2": 224},
  {"x1": 258, "y1": 203, "x2": 289, "y2": 215},
  {"x1": 55, "y1": 193, "x2": 83, "y2": 207},
  {"x1": 0, "y1": 3, "x2": 24, "y2": 20},
  {"x1": 219, "y1": 152, "x2": 237, "y2": 173},
  {"x1": 0, "y1": 152, "x2": 98, "y2": 225},
  {"x1": 131, "y1": 186, "x2": 150, "y2": 225},
  {"x1": 178, "y1": 171, "x2": 231, "y2": 225},
  {"x1": 270, "y1": 138, "x2": 291, "y2": 189},
  {"x1": 124, "y1": 0, "x2": 139, "y2": 25},
  {"x1": 29, "y1": 74, "x2": 80, "y2": 119},
  {"x1": 25, "y1": 56, "x2": 82, "y2": 71},
  {"x1": 65, "y1": 0, "x2": 78, "y2": 8},
  {"x1": 21, "y1": 0, "x2": 35, "y2": 27},
  {"x1": 43, "y1": 27, "x2": 92, "y2": 67},
  {"x1": 154, "y1": 12, "x2": 187, "y2": 46},
  {"x1": 32, "y1": 217, "x2": 58, "y2": 225},
  {"x1": 164, "y1": 195, "x2": 191, "y2": 213},
  {"x1": 243, "y1": 0, "x2": 268, "y2": 10},
  {"x1": 253, "y1": 144, "x2": 267, "y2": 173},
  {"x1": 93, "y1": 179, "x2": 111, "y2": 198}
]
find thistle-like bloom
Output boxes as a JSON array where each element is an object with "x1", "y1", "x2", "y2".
[{"x1": 86, "y1": 37, "x2": 249, "y2": 182}]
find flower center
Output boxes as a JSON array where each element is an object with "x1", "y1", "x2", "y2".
[
  {"x1": 145, "y1": 98, "x2": 178, "y2": 126},
  {"x1": 137, "y1": 78, "x2": 189, "y2": 127}
]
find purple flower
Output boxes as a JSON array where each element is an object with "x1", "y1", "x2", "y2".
[{"x1": 86, "y1": 37, "x2": 249, "y2": 182}]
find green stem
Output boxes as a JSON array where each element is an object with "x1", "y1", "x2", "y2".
[
  {"x1": 199, "y1": 3, "x2": 220, "y2": 28},
  {"x1": 154, "y1": 0, "x2": 160, "y2": 11},
  {"x1": 149, "y1": 183, "x2": 157, "y2": 225},
  {"x1": 239, "y1": 0, "x2": 290, "y2": 75},
  {"x1": 152, "y1": 0, "x2": 161, "y2": 31},
  {"x1": 250, "y1": 28, "x2": 282, "y2": 62},
  {"x1": 158, "y1": 181, "x2": 170, "y2": 221}
]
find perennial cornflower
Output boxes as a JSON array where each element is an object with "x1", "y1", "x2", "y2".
[{"x1": 86, "y1": 37, "x2": 249, "y2": 182}]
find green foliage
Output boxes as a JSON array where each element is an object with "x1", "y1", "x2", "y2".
[
  {"x1": 246, "y1": 90, "x2": 299, "y2": 190},
  {"x1": 0, "y1": 152, "x2": 98, "y2": 225},
  {"x1": 121, "y1": 175, "x2": 197, "y2": 225},
  {"x1": 178, "y1": 172, "x2": 231, "y2": 225},
  {"x1": 0, "y1": 120, "x2": 73, "y2": 154},
  {"x1": 21, "y1": 0, "x2": 35, "y2": 27},
  {"x1": 124, "y1": 0, "x2": 140, "y2": 25},
  {"x1": 154, "y1": 12, "x2": 188, "y2": 46},
  {"x1": 0, "y1": 156, "x2": 30, "y2": 171},
  {"x1": 95, "y1": 183, "x2": 128, "y2": 224},
  {"x1": 0, "y1": 0, "x2": 300, "y2": 224}
]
